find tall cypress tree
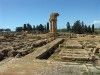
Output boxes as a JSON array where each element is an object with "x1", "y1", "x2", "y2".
[
  {"x1": 16, "y1": 27, "x2": 23, "y2": 32},
  {"x1": 38, "y1": 24, "x2": 44, "y2": 32},
  {"x1": 27, "y1": 23, "x2": 32, "y2": 31},
  {"x1": 92, "y1": 24, "x2": 95, "y2": 33},
  {"x1": 23, "y1": 24, "x2": 27, "y2": 31},
  {"x1": 81, "y1": 21, "x2": 85, "y2": 33},
  {"x1": 44, "y1": 25, "x2": 47, "y2": 31},
  {"x1": 36, "y1": 25, "x2": 39, "y2": 31},
  {"x1": 47, "y1": 22, "x2": 49, "y2": 32},
  {"x1": 87, "y1": 25, "x2": 92, "y2": 33},
  {"x1": 72, "y1": 20, "x2": 82, "y2": 34},
  {"x1": 84, "y1": 25, "x2": 88, "y2": 33},
  {"x1": 66, "y1": 22, "x2": 71, "y2": 31},
  {"x1": 33, "y1": 25, "x2": 35, "y2": 31}
]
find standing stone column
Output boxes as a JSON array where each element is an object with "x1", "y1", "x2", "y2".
[{"x1": 49, "y1": 13, "x2": 59, "y2": 39}]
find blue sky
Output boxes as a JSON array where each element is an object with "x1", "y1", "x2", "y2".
[{"x1": 0, "y1": 0, "x2": 100, "y2": 30}]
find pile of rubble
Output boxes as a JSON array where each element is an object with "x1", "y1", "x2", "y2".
[
  {"x1": 0, "y1": 33, "x2": 50, "y2": 61},
  {"x1": 59, "y1": 48, "x2": 90, "y2": 61},
  {"x1": 65, "y1": 40, "x2": 83, "y2": 49},
  {"x1": 57, "y1": 39, "x2": 98, "y2": 62},
  {"x1": 81, "y1": 41, "x2": 97, "y2": 48}
]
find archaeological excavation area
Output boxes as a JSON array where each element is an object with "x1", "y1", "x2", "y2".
[
  {"x1": 0, "y1": 32, "x2": 100, "y2": 75},
  {"x1": 0, "y1": 12, "x2": 100, "y2": 75}
]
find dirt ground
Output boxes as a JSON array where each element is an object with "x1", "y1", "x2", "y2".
[{"x1": 0, "y1": 33, "x2": 100, "y2": 75}]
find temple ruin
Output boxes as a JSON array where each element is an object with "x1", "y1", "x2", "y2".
[{"x1": 49, "y1": 13, "x2": 59, "y2": 36}]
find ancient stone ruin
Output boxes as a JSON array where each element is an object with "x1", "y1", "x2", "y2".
[
  {"x1": 0, "y1": 13, "x2": 100, "y2": 75},
  {"x1": 49, "y1": 12, "x2": 59, "y2": 38}
]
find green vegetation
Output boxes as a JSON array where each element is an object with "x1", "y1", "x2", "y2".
[
  {"x1": 16, "y1": 22, "x2": 49, "y2": 33},
  {"x1": 67, "y1": 20, "x2": 95, "y2": 34},
  {"x1": 0, "y1": 20, "x2": 99, "y2": 35},
  {"x1": 58, "y1": 20, "x2": 98, "y2": 34},
  {"x1": 66, "y1": 22, "x2": 71, "y2": 31},
  {"x1": 0, "y1": 28, "x2": 11, "y2": 32}
]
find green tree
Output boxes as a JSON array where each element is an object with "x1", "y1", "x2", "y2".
[
  {"x1": 36, "y1": 25, "x2": 39, "y2": 30},
  {"x1": 72, "y1": 20, "x2": 82, "y2": 34},
  {"x1": 0, "y1": 29, "x2": 4, "y2": 32},
  {"x1": 5, "y1": 28, "x2": 11, "y2": 32},
  {"x1": 16, "y1": 27, "x2": 23, "y2": 32},
  {"x1": 66, "y1": 22, "x2": 71, "y2": 31},
  {"x1": 44, "y1": 25, "x2": 47, "y2": 31},
  {"x1": 92, "y1": 24, "x2": 95, "y2": 33},
  {"x1": 81, "y1": 21, "x2": 85, "y2": 33},
  {"x1": 38, "y1": 24, "x2": 44, "y2": 32},
  {"x1": 23, "y1": 24, "x2": 27, "y2": 31},
  {"x1": 33, "y1": 25, "x2": 35, "y2": 31},
  {"x1": 27, "y1": 23, "x2": 32, "y2": 31},
  {"x1": 47, "y1": 22, "x2": 49, "y2": 32},
  {"x1": 87, "y1": 25, "x2": 92, "y2": 33},
  {"x1": 84, "y1": 25, "x2": 88, "y2": 33}
]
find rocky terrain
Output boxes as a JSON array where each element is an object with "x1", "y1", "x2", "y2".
[
  {"x1": 0, "y1": 33, "x2": 51, "y2": 61},
  {"x1": 0, "y1": 33, "x2": 100, "y2": 75}
]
